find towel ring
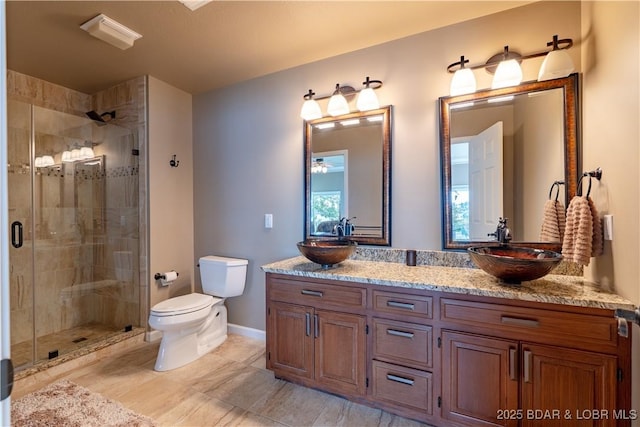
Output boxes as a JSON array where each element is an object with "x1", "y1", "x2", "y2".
[
  {"x1": 548, "y1": 180, "x2": 564, "y2": 201},
  {"x1": 578, "y1": 167, "x2": 603, "y2": 198},
  {"x1": 577, "y1": 174, "x2": 591, "y2": 197}
]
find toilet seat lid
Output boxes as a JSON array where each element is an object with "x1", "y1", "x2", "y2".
[{"x1": 151, "y1": 293, "x2": 215, "y2": 316}]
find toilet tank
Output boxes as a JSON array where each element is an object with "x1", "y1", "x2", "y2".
[{"x1": 199, "y1": 255, "x2": 248, "y2": 297}]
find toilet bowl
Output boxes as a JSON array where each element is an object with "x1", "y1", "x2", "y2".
[{"x1": 148, "y1": 255, "x2": 248, "y2": 371}]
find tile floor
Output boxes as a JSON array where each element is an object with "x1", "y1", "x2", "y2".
[
  {"x1": 11, "y1": 323, "x2": 124, "y2": 367},
  {"x1": 13, "y1": 334, "x2": 432, "y2": 426}
]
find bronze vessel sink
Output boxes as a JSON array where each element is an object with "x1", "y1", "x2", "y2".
[
  {"x1": 468, "y1": 246, "x2": 562, "y2": 284},
  {"x1": 297, "y1": 239, "x2": 357, "y2": 269}
]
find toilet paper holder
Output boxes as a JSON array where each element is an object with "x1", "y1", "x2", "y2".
[{"x1": 154, "y1": 271, "x2": 179, "y2": 281}]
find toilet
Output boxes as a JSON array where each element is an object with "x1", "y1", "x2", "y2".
[{"x1": 148, "y1": 255, "x2": 248, "y2": 371}]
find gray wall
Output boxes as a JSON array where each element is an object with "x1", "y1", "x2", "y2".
[{"x1": 193, "y1": 1, "x2": 585, "y2": 331}]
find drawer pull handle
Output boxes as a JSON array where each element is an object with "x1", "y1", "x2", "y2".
[
  {"x1": 314, "y1": 314, "x2": 319, "y2": 338},
  {"x1": 501, "y1": 316, "x2": 539, "y2": 328},
  {"x1": 301, "y1": 289, "x2": 323, "y2": 298},
  {"x1": 387, "y1": 301, "x2": 415, "y2": 310},
  {"x1": 509, "y1": 348, "x2": 517, "y2": 381},
  {"x1": 305, "y1": 313, "x2": 311, "y2": 337},
  {"x1": 524, "y1": 350, "x2": 532, "y2": 383},
  {"x1": 387, "y1": 329, "x2": 414, "y2": 339},
  {"x1": 386, "y1": 374, "x2": 414, "y2": 386}
]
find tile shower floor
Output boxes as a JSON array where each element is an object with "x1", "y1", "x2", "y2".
[
  {"x1": 11, "y1": 323, "x2": 127, "y2": 368},
  {"x1": 13, "y1": 334, "x2": 432, "y2": 426}
]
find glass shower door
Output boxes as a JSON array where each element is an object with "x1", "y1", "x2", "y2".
[
  {"x1": 7, "y1": 100, "x2": 35, "y2": 368},
  {"x1": 8, "y1": 100, "x2": 140, "y2": 371}
]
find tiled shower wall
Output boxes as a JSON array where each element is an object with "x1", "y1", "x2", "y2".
[{"x1": 7, "y1": 70, "x2": 148, "y2": 347}]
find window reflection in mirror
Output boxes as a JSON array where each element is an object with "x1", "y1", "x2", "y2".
[
  {"x1": 311, "y1": 151, "x2": 348, "y2": 234},
  {"x1": 305, "y1": 106, "x2": 391, "y2": 246},
  {"x1": 439, "y1": 75, "x2": 579, "y2": 250}
]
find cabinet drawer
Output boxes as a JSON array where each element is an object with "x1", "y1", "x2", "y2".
[
  {"x1": 372, "y1": 290, "x2": 432, "y2": 319},
  {"x1": 372, "y1": 360, "x2": 432, "y2": 414},
  {"x1": 440, "y1": 298, "x2": 618, "y2": 352},
  {"x1": 373, "y1": 318, "x2": 432, "y2": 369},
  {"x1": 269, "y1": 277, "x2": 366, "y2": 310}
]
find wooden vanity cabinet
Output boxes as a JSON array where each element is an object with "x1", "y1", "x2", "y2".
[
  {"x1": 440, "y1": 297, "x2": 629, "y2": 427},
  {"x1": 441, "y1": 330, "x2": 520, "y2": 427},
  {"x1": 369, "y1": 290, "x2": 436, "y2": 423},
  {"x1": 266, "y1": 274, "x2": 367, "y2": 397},
  {"x1": 265, "y1": 273, "x2": 631, "y2": 427}
]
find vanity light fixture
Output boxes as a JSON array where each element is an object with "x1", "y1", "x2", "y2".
[
  {"x1": 300, "y1": 77, "x2": 383, "y2": 120},
  {"x1": 80, "y1": 14, "x2": 142, "y2": 50},
  {"x1": 446, "y1": 35, "x2": 573, "y2": 94},
  {"x1": 34, "y1": 156, "x2": 55, "y2": 168},
  {"x1": 449, "y1": 56, "x2": 477, "y2": 96},
  {"x1": 327, "y1": 84, "x2": 350, "y2": 117},
  {"x1": 80, "y1": 147, "x2": 95, "y2": 160},
  {"x1": 538, "y1": 35, "x2": 575, "y2": 81},
  {"x1": 300, "y1": 90, "x2": 322, "y2": 121},
  {"x1": 490, "y1": 46, "x2": 523, "y2": 89},
  {"x1": 356, "y1": 77, "x2": 381, "y2": 111},
  {"x1": 71, "y1": 149, "x2": 82, "y2": 161},
  {"x1": 61, "y1": 151, "x2": 73, "y2": 163}
]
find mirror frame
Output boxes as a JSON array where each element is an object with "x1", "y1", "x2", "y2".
[
  {"x1": 304, "y1": 106, "x2": 392, "y2": 246},
  {"x1": 439, "y1": 74, "x2": 580, "y2": 251}
]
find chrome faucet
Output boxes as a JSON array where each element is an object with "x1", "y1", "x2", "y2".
[
  {"x1": 488, "y1": 217, "x2": 512, "y2": 245},
  {"x1": 334, "y1": 217, "x2": 356, "y2": 237}
]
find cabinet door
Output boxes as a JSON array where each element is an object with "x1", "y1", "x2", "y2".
[
  {"x1": 268, "y1": 301, "x2": 314, "y2": 379},
  {"x1": 315, "y1": 309, "x2": 367, "y2": 396},
  {"x1": 521, "y1": 343, "x2": 617, "y2": 427},
  {"x1": 442, "y1": 331, "x2": 519, "y2": 427}
]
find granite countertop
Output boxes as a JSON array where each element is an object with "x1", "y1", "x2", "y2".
[{"x1": 262, "y1": 256, "x2": 635, "y2": 311}]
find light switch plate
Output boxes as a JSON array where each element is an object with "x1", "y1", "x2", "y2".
[
  {"x1": 264, "y1": 213, "x2": 273, "y2": 229},
  {"x1": 603, "y1": 214, "x2": 613, "y2": 241}
]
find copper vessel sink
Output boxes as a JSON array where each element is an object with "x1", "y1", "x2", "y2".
[
  {"x1": 297, "y1": 239, "x2": 357, "y2": 268},
  {"x1": 468, "y1": 246, "x2": 562, "y2": 284}
]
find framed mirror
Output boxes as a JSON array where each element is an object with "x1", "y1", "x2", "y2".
[
  {"x1": 439, "y1": 74, "x2": 579, "y2": 250},
  {"x1": 304, "y1": 106, "x2": 392, "y2": 246}
]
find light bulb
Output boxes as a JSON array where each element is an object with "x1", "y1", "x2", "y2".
[
  {"x1": 356, "y1": 87, "x2": 379, "y2": 111},
  {"x1": 327, "y1": 93, "x2": 349, "y2": 117},
  {"x1": 42, "y1": 155, "x2": 55, "y2": 167},
  {"x1": 62, "y1": 151, "x2": 73, "y2": 163},
  {"x1": 492, "y1": 59, "x2": 523, "y2": 89},
  {"x1": 538, "y1": 49, "x2": 574, "y2": 81},
  {"x1": 450, "y1": 68, "x2": 477, "y2": 96},
  {"x1": 80, "y1": 147, "x2": 95, "y2": 159},
  {"x1": 300, "y1": 99, "x2": 322, "y2": 121}
]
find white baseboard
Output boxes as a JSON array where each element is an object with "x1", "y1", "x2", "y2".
[
  {"x1": 228, "y1": 323, "x2": 266, "y2": 341},
  {"x1": 145, "y1": 324, "x2": 264, "y2": 342}
]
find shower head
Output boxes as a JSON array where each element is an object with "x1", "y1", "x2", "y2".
[{"x1": 86, "y1": 110, "x2": 116, "y2": 126}]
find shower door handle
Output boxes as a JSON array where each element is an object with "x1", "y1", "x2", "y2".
[{"x1": 11, "y1": 221, "x2": 23, "y2": 248}]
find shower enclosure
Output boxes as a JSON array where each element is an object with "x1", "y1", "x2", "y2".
[{"x1": 8, "y1": 100, "x2": 141, "y2": 370}]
